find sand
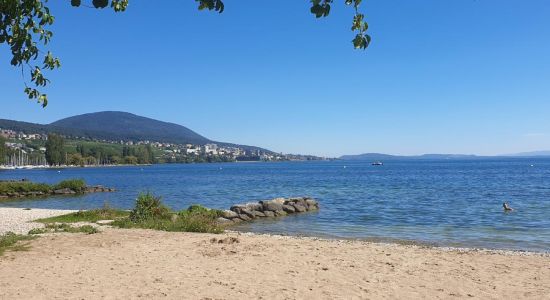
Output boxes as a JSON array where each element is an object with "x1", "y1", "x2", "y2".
[{"x1": 0, "y1": 228, "x2": 549, "y2": 299}]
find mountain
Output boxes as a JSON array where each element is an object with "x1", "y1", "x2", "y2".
[
  {"x1": 339, "y1": 153, "x2": 481, "y2": 160},
  {"x1": 51, "y1": 111, "x2": 210, "y2": 145},
  {"x1": 504, "y1": 151, "x2": 550, "y2": 157},
  {"x1": 339, "y1": 153, "x2": 400, "y2": 161},
  {"x1": 0, "y1": 111, "x2": 268, "y2": 152}
]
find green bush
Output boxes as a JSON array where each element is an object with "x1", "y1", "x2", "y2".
[
  {"x1": 181, "y1": 204, "x2": 222, "y2": 218},
  {"x1": 53, "y1": 179, "x2": 86, "y2": 192},
  {"x1": 129, "y1": 192, "x2": 171, "y2": 222}
]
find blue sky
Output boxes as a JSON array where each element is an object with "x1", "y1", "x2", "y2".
[{"x1": 1, "y1": 0, "x2": 550, "y2": 157}]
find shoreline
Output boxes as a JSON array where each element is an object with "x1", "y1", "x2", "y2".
[
  {"x1": 0, "y1": 164, "x2": 153, "y2": 170},
  {"x1": 228, "y1": 230, "x2": 550, "y2": 257},
  {"x1": 0, "y1": 207, "x2": 547, "y2": 255}
]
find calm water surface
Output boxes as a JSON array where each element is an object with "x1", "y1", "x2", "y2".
[{"x1": 1, "y1": 159, "x2": 549, "y2": 252}]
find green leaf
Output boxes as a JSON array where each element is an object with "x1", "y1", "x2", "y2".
[{"x1": 92, "y1": 0, "x2": 109, "y2": 9}]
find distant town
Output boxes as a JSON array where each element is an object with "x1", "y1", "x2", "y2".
[{"x1": 0, "y1": 128, "x2": 329, "y2": 168}]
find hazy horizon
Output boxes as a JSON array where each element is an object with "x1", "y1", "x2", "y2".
[{"x1": 2, "y1": 1, "x2": 550, "y2": 157}]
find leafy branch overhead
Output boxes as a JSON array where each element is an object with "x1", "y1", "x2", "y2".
[{"x1": 0, "y1": 0, "x2": 370, "y2": 107}]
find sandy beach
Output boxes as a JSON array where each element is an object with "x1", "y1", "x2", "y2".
[{"x1": 1, "y1": 226, "x2": 549, "y2": 299}]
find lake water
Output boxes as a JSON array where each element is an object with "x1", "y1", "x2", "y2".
[{"x1": 1, "y1": 159, "x2": 550, "y2": 252}]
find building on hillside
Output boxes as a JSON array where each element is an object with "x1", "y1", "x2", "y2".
[
  {"x1": 186, "y1": 148, "x2": 199, "y2": 155},
  {"x1": 204, "y1": 143, "x2": 218, "y2": 155}
]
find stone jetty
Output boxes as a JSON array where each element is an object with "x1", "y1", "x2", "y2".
[
  {"x1": 217, "y1": 197, "x2": 319, "y2": 224},
  {"x1": 0, "y1": 183, "x2": 115, "y2": 199}
]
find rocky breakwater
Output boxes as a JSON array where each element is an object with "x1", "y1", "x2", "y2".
[
  {"x1": 217, "y1": 197, "x2": 319, "y2": 225},
  {"x1": 55, "y1": 185, "x2": 116, "y2": 195}
]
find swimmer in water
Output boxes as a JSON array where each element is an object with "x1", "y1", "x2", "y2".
[{"x1": 503, "y1": 202, "x2": 513, "y2": 212}]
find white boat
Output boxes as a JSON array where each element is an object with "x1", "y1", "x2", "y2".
[{"x1": 371, "y1": 161, "x2": 383, "y2": 166}]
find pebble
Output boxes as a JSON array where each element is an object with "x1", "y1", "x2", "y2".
[{"x1": 0, "y1": 207, "x2": 77, "y2": 235}]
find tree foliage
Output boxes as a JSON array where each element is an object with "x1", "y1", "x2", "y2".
[
  {"x1": 0, "y1": 136, "x2": 6, "y2": 164},
  {"x1": 45, "y1": 133, "x2": 65, "y2": 165},
  {"x1": 1, "y1": 1, "x2": 370, "y2": 107}
]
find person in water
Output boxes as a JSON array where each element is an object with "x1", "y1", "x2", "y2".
[{"x1": 503, "y1": 202, "x2": 513, "y2": 211}]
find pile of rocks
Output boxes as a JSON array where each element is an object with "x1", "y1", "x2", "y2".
[
  {"x1": 83, "y1": 185, "x2": 115, "y2": 193},
  {"x1": 0, "y1": 185, "x2": 115, "y2": 199},
  {"x1": 217, "y1": 197, "x2": 319, "y2": 225}
]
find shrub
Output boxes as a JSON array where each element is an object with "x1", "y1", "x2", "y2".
[
  {"x1": 129, "y1": 192, "x2": 171, "y2": 222},
  {"x1": 182, "y1": 204, "x2": 223, "y2": 218},
  {"x1": 53, "y1": 179, "x2": 86, "y2": 192}
]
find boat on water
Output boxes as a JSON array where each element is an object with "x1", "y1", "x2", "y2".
[{"x1": 372, "y1": 161, "x2": 383, "y2": 166}]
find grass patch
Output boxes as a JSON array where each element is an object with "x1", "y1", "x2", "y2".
[
  {"x1": 53, "y1": 179, "x2": 86, "y2": 192},
  {"x1": 0, "y1": 232, "x2": 35, "y2": 256},
  {"x1": 111, "y1": 193, "x2": 224, "y2": 234},
  {"x1": 29, "y1": 223, "x2": 99, "y2": 235},
  {"x1": 34, "y1": 193, "x2": 224, "y2": 234},
  {"x1": 0, "y1": 181, "x2": 51, "y2": 194},
  {"x1": 37, "y1": 207, "x2": 130, "y2": 224}
]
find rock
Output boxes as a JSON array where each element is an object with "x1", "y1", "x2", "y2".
[
  {"x1": 305, "y1": 198, "x2": 318, "y2": 207},
  {"x1": 292, "y1": 198, "x2": 307, "y2": 207},
  {"x1": 307, "y1": 204, "x2": 318, "y2": 211},
  {"x1": 240, "y1": 208, "x2": 256, "y2": 219},
  {"x1": 306, "y1": 199, "x2": 319, "y2": 210},
  {"x1": 262, "y1": 211, "x2": 275, "y2": 217},
  {"x1": 282, "y1": 205, "x2": 296, "y2": 213},
  {"x1": 84, "y1": 186, "x2": 115, "y2": 193},
  {"x1": 245, "y1": 202, "x2": 263, "y2": 211},
  {"x1": 231, "y1": 218, "x2": 243, "y2": 224},
  {"x1": 54, "y1": 188, "x2": 76, "y2": 195},
  {"x1": 230, "y1": 204, "x2": 247, "y2": 214},
  {"x1": 272, "y1": 198, "x2": 286, "y2": 204},
  {"x1": 216, "y1": 217, "x2": 233, "y2": 224},
  {"x1": 292, "y1": 203, "x2": 307, "y2": 213},
  {"x1": 252, "y1": 211, "x2": 266, "y2": 218},
  {"x1": 274, "y1": 210, "x2": 288, "y2": 217},
  {"x1": 222, "y1": 210, "x2": 239, "y2": 219},
  {"x1": 288, "y1": 197, "x2": 305, "y2": 202},
  {"x1": 261, "y1": 200, "x2": 283, "y2": 212},
  {"x1": 238, "y1": 214, "x2": 252, "y2": 221}
]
